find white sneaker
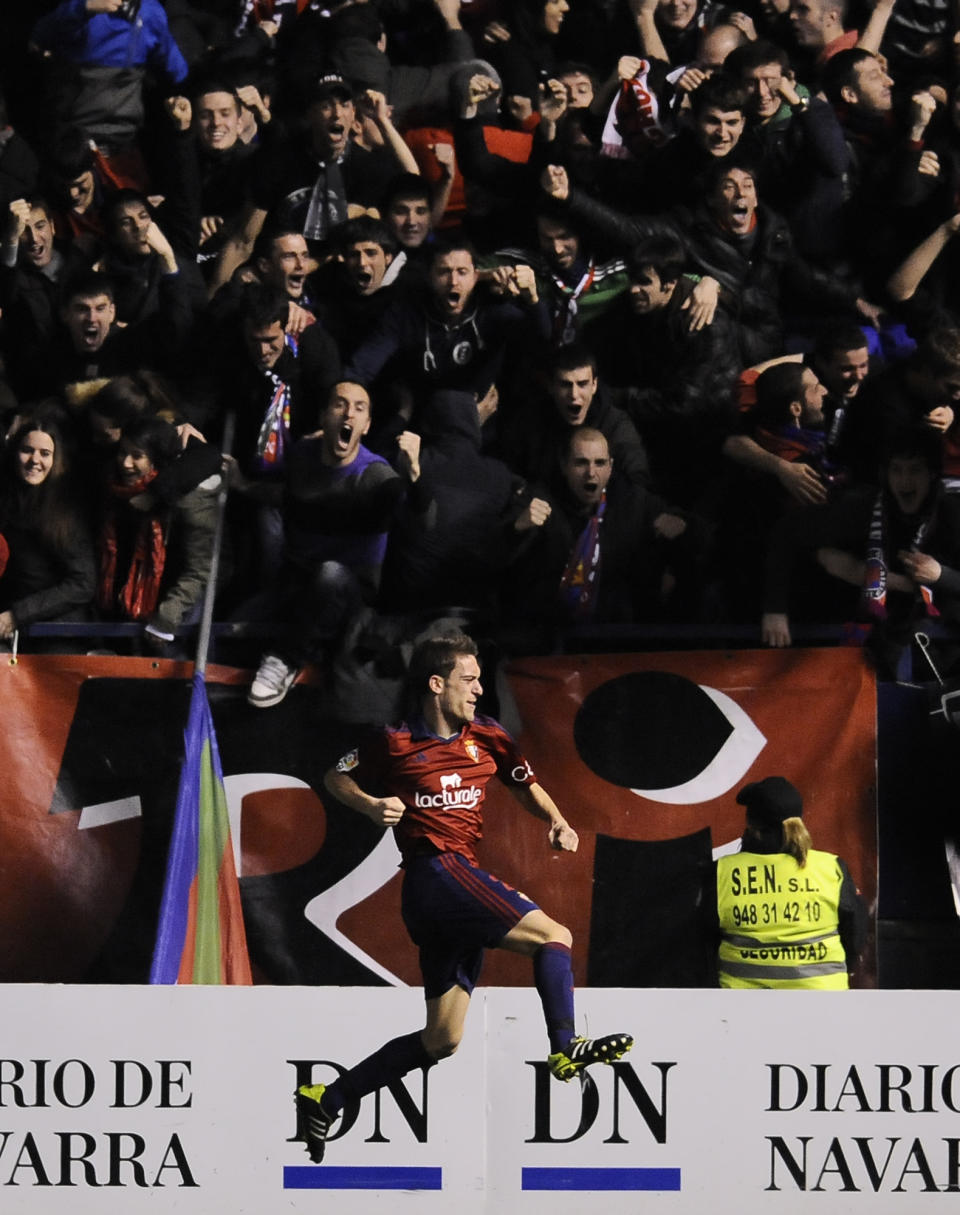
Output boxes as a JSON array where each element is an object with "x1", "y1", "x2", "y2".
[{"x1": 248, "y1": 653, "x2": 299, "y2": 708}]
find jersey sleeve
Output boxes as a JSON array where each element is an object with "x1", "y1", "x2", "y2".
[
  {"x1": 334, "y1": 728, "x2": 390, "y2": 793},
  {"x1": 479, "y1": 718, "x2": 537, "y2": 788}
]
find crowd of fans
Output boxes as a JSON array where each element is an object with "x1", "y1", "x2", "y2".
[{"x1": 2, "y1": 0, "x2": 960, "y2": 703}]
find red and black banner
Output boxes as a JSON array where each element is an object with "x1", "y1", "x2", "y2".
[{"x1": 0, "y1": 649, "x2": 875, "y2": 986}]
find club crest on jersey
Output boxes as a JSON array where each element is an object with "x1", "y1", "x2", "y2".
[{"x1": 465, "y1": 740, "x2": 479, "y2": 762}]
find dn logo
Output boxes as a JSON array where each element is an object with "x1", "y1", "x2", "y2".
[
  {"x1": 525, "y1": 1061, "x2": 676, "y2": 1144},
  {"x1": 287, "y1": 1061, "x2": 430, "y2": 1146}
]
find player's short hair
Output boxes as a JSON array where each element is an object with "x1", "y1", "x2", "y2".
[{"x1": 408, "y1": 632, "x2": 479, "y2": 697}]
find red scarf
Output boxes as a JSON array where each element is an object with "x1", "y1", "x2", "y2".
[{"x1": 98, "y1": 474, "x2": 167, "y2": 621}]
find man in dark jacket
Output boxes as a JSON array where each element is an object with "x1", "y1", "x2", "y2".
[
  {"x1": 583, "y1": 236, "x2": 740, "y2": 504},
  {"x1": 546, "y1": 157, "x2": 871, "y2": 365},
  {"x1": 503, "y1": 427, "x2": 698, "y2": 628},
  {"x1": 498, "y1": 343, "x2": 650, "y2": 494},
  {"x1": 380, "y1": 389, "x2": 522, "y2": 615},
  {"x1": 0, "y1": 197, "x2": 85, "y2": 399},
  {"x1": 762, "y1": 426, "x2": 960, "y2": 675},
  {"x1": 346, "y1": 237, "x2": 544, "y2": 407}
]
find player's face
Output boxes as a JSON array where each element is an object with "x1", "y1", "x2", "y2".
[
  {"x1": 436, "y1": 654, "x2": 483, "y2": 726},
  {"x1": 321, "y1": 382, "x2": 371, "y2": 466}
]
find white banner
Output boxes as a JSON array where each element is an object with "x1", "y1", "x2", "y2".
[{"x1": 1, "y1": 986, "x2": 958, "y2": 1212}]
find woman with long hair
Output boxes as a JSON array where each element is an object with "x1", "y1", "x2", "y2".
[
  {"x1": 0, "y1": 410, "x2": 96, "y2": 649},
  {"x1": 97, "y1": 415, "x2": 220, "y2": 649},
  {"x1": 715, "y1": 776, "x2": 868, "y2": 988}
]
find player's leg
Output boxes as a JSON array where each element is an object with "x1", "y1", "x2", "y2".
[
  {"x1": 294, "y1": 995, "x2": 467, "y2": 1166},
  {"x1": 422, "y1": 982, "x2": 472, "y2": 1059},
  {"x1": 295, "y1": 1021, "x2": 439, "y2": 1163},
  {"x1": 295, "y1": 855, "x2": 482, "y2": 1164},
  {"x1": 501, "y1": 910, "x2": 575, "y2": 1052},
  {"x1": 500, "y1": 909, "x2": 633, "y2": 1082}
]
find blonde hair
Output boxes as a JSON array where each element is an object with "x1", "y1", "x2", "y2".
[{"x1": 781, "y1": 816, "x2": 812, "y2": 867}]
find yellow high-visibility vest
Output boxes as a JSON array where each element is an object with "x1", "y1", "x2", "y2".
[{"x1": 717, "y1": 849, "x2": 849, "y2": 989}]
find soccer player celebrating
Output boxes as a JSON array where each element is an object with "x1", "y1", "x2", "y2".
[{"x1": 295, "y1": 631, "x2": 632, "y2": 1162}]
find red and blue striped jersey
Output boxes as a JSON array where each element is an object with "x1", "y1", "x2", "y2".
[{"x1": 335, "y1": 714, "x2": 537, "y2": 865}]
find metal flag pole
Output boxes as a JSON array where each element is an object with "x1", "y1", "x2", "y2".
[{"x1": 194, "y1": 411, "x2": 235, "y2": 679}]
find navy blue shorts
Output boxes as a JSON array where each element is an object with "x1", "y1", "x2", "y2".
[{"x1": 401, "y1": 852, "x2": 540, "y2": 1000}]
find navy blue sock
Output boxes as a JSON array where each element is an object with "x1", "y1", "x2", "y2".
[
  {"x1": 534, "y1": 942, "x2": 576, "y2": 1054},
  {"x1": 322, "y1": 1031, "x2": 435, "y2": 1116}
]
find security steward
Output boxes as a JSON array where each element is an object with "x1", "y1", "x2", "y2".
[{"x1": 715, "y1": 776, "x2": 868, "y2": 989}]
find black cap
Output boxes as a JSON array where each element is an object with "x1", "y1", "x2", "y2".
[
  {"x1": 736, "y1": 776, "x2": 803, "y2": 826},
  {"x1": 309, "y1": 74, "x2": 354, "y2": 105}
]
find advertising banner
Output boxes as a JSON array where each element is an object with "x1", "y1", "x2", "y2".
[
  {"x1": 0, "y1": 648, "x2": 877, "y2": 987},
  {"x1": 1, "y1": 986, "x2": 958, "y2": 1213}
]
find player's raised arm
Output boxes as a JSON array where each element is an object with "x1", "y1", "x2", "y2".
[
  {"x1": 323, "y1": 764, "x2": 405, "y2": 827},
  {"x1": 510, "y1": 782, "x2": 579, "y2": 852}
]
